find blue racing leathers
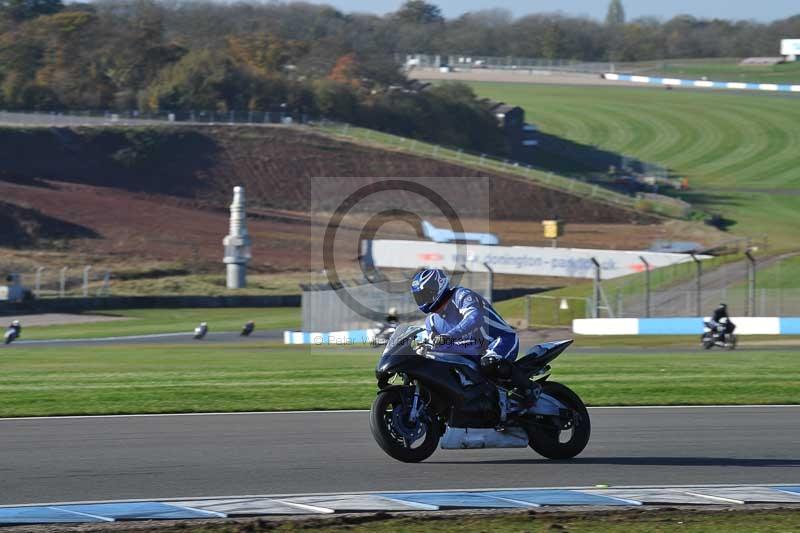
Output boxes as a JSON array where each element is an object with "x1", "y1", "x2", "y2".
[{"x1": 425, "y1": 287, "x2": 519, "y2": 362}]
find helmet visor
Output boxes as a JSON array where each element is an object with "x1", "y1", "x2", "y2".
[{"x1": 413, "y1": 282, "x2": 441, "y2": 308}]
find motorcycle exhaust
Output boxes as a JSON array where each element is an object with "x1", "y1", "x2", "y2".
[{"x1": 440, "y1": 426, "x2": 529, "y2": 449}]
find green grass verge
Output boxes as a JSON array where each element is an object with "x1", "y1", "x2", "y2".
[
  {"x1": 167, "y1": 507, "x2": 800, "y2": 532},
  {"x1": 19, "y1": 307, "x2": 301, "y2": 340},
  {"x1": 743, "y1": 255, "x2": 800, "y2": 289},
  {"x1": 1, "y1": 342, "x2": 798, "y2": 417},
  {"x1": 627, "y1": 57, "x2": 800, "y2": 84},
  {"x1": 466, "y1": 83, "x2": 800, "y2": 248}
]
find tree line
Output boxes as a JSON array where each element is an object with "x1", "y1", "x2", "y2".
[{"x1": 1, "y1": 0, "x2": 798, "y2": 151}]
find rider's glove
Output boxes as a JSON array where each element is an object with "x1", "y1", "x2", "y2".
[{"x1": 431, "y1": 334, "x2": 452, "y2": 346}]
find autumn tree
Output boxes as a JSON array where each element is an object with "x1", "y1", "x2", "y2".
[
  {"x1": 328, "y1": 53, "x2": 360, "y2": 87},
  {"x1": 0, "y1": 0, "x2": 62, "y2": 22},
  {"x1": 605, "y1": 0, "x2": 625, "y2": 26},
  {"x1": 393, "y1": 0, "x2": 443, "y2": 25}
]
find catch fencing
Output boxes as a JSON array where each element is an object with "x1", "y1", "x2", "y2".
[
  {"x1": 6, "y1": 267, "x2": 112, "y2": 299},
  {"x1": 403, "y1": 54, "x2": 617, "y2": 74},
  {"x1": 302, "y1": 270, "x2": 492, "y2": 332}
]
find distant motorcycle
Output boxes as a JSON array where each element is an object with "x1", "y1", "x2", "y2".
[
  {"x1": 4, "y1": 321, "x2": 21, "y2": 345},
  {"x1": 373, "y1": 322, "x2": 397, "y2": 346},
  {"x1": 194, "y1": 322, "x2": 209, "y2": 340},
  {"x1": 241, "y1": 321, "x2": 255, "y2": 336},
  {"x1": 701, "y1": 318, "x2": 737, "y2": 350}
]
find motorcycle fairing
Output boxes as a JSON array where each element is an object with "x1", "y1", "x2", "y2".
[{"x1": 516, "y1": 340, "x2": 574, "y2": 373}]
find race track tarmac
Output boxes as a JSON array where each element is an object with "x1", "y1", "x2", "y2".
[{"x1": 2, "y1": 407, "x2": 799, "y2": 506}]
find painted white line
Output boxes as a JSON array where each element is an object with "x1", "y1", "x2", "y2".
[
  {"x1": 270, "y1": 500, "x2": 335, "y2": 514},
  {"x1": 0, "y1": 410, "x2": 370, "y2": 422},
  {"x1": 48, "y1": 507, "x2": 115, "y2": 522},
  {"x1": 168, "y1": 504, "x2": 227, "y2": 518},
  {"x1": 587, "y1": 404, "x2": 800, "y2": 410},
  {"x1": 1, "y1": 404, "x2": 798, "y2": 422},
  {"x1": 683, "y1": 491, "x2": 744, "y2": 504}
]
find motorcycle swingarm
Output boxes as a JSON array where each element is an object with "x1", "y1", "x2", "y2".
[{"x1": 526, "y1": 392, "x2": 568, "y2": 417}]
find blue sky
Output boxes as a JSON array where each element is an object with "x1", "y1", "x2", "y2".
[{"x1": 311, "y1": 0, "x2": 798, "y2": 22}]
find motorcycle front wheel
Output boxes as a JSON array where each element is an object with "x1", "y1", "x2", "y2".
[
  {"x1": 370, "y1": 387, "x2": 440, "y2": 463},
  {"x1": 527, "y1": 381, "x2": 591, "y2": 460}
]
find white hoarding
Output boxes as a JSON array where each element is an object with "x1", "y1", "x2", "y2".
[
  {"x1": 369, "y1": 240, "x2": 708, "y2": 279},
  {"x1": 781, "y1": 39, "x2": 800, "y2": 56}
]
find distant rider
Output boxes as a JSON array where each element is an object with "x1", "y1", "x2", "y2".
[
  {"x1": 710, "y1": 303, "x2": 735, "y2": 336},
  {"x1": 9, "y1": 320, "x2": 21, "y2": 336},
  {"x1": 410, "y1": 268, "x2": 537, "y2": 409},
  {"x1": 385, "y1": 307, "x2": 399, "y2": 327}
]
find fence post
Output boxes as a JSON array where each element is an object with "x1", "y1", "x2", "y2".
[
  {"x1": 101, "y1": 271, "x2": 111, "y2": 296},
  {"x1": 745, "y1": 247, "x2": 757, "y2": 317},
  {"x1": 639, "y1": 256, "x2": 651, "y2": 317},
  {"x1": 35, "y1": 266, "x2": 44, "y2": 297},
  {"x1": 691, "y1": 253, "x2": 702, "y2": 316},
  {"x1": 59, "y1": 267, "x2": 67, "y2": 298},
  {"x1": 591, "y1": 258, "x2": 601, "y2": 318},
  {"x1": 83, "y1": 266, "x2": 92, "y2": 297},
  {"x1": 483, "y1": 262, "x2": 493, "y2": 304},
  {"x1": 525, "y1": 295, "x2": 532, "y2": 330}
]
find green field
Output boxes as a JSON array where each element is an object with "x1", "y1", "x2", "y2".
[
  {"x1": 467, "y1": 83, "x2": 800, "y2": 247},
  {"x1": 19, "y1": 307, "x2": 301, "y2": 340},
  {"x1": 1, "y1": 341, "x2": 798, "y2": 417},
  {"x1": 627, "y1": 58, "x2": 800, "y2": 84}
]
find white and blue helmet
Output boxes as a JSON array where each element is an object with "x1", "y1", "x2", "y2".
[{"x1": 411, "y1": 268, "x2": 450, "y2": 313}]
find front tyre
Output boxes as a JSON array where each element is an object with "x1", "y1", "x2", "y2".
[
  {"x1": 370, "y1": 387, "x2": 440, "y2": 463},
  {"x1": 528, "y1": 381, "x2": 590, "y2": 460}
]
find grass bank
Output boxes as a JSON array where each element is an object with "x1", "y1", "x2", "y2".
[
  {"x1": 1, "y1": 342, "x2": 797, "y2": 417},
  {"x1": 148, "y1": 507, "x2": 800, "y2": 533},
  {"x1": 467, "y1": 83, "x2": 800, "y2": 247}
]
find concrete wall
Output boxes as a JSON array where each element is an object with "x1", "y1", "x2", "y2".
[{"x1": 573, "y1": 317, "x2": 800, "y2": 335}]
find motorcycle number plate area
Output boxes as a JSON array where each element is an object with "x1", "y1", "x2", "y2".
[{"x1": 440, "y1": 427, "x2": 529, "y2": 449}]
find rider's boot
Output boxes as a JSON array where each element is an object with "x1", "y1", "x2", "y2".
[{"x1": 509, "y1": 366, "x2": 540, "y2": 411}]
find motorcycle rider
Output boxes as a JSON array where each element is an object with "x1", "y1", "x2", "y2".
[
  {"x1": 710, "y1": 303, "x2": 735, "y2": 338},
  {"x1": 375, "y1": 307, "x2": 399, "y2": 342},
  {"x1": 8, "y1": 320, "x2": 21, "y2": 337},
  {"x1": 385, "y1": 307, "x2": 399, "y2": 327},
  {"x1": 411, "y1": 268, "x2": 537, "y2": 410}
]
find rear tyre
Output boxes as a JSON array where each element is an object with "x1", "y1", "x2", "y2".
[
  {"x1": 370, "y1": 387, "x2": 440, "y2": 463},
  {"x1": 528, "y1": 381, "x2": 590, "y2": 460}
]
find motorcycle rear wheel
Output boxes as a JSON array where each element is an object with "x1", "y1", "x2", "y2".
[
  {"x1": 726, "y1": 334, "x2": 737, "y2": 350},
  {"x1": 527, "y1": 381, "x2": 591, "y2": 460},
  {"x1": 370, "y1": 387, "x2": 440, "y2": 463}
]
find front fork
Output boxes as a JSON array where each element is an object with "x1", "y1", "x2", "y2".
[{"x1": 407, "y1": 382, "x2": 422, "y2": 423}]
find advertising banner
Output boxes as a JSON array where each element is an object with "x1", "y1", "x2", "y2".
[{"x1": 368, "y1": 240, "x2": 708, "y2": 279}]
